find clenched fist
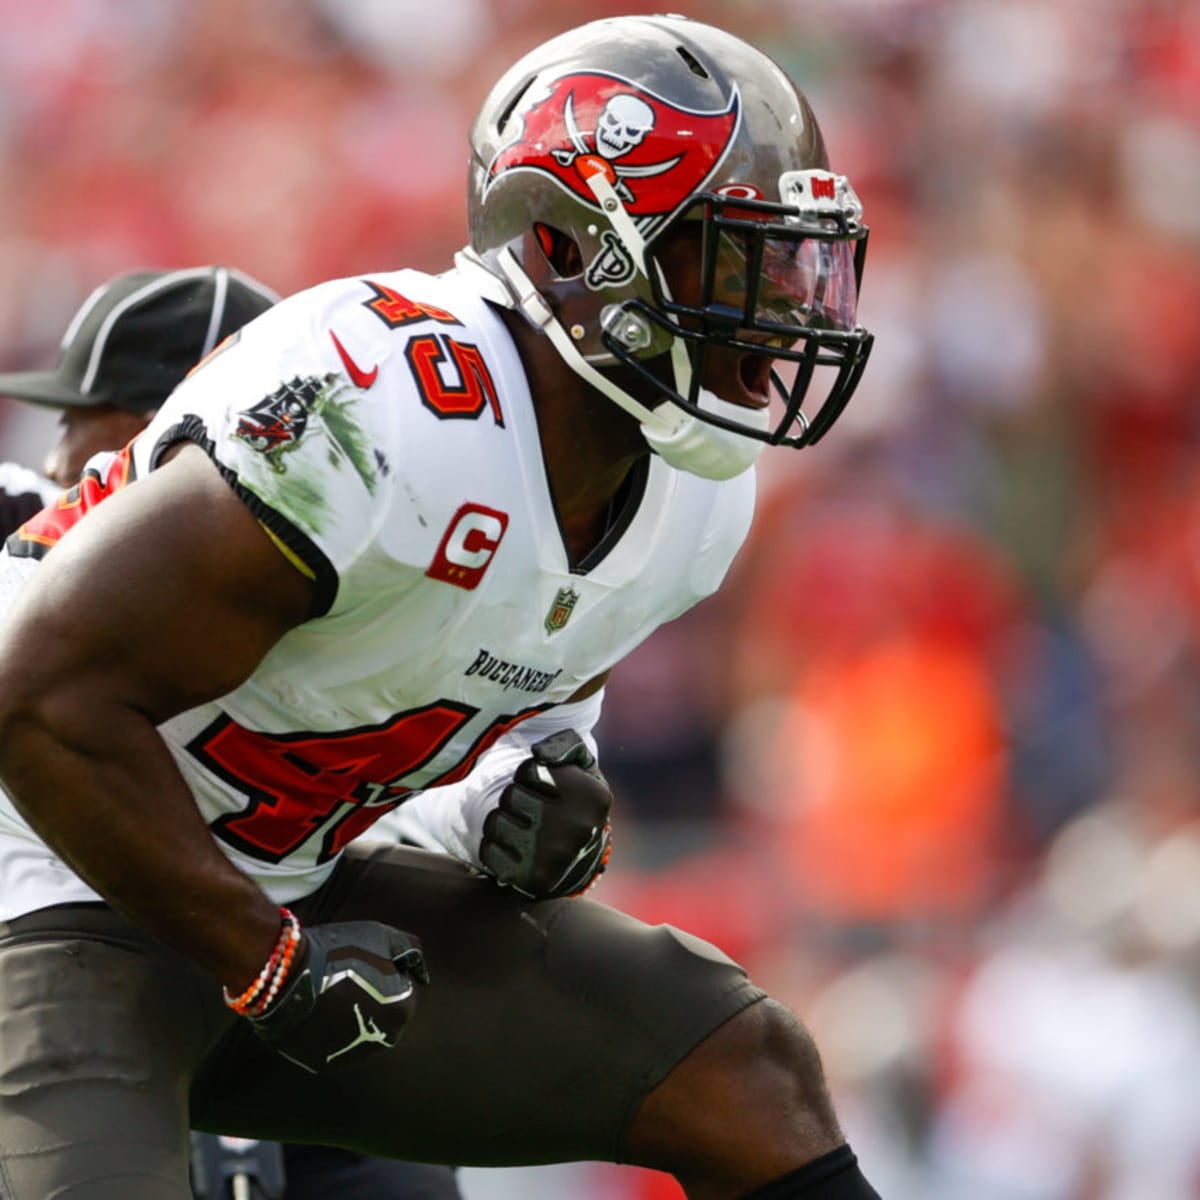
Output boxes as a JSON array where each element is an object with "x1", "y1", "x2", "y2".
[
  {"x1": 480, "y1": 729, "x2": 613, "y2": 899},
  {"x1": 250, "y1": 921, "x2": 429, "y2": 1074}
]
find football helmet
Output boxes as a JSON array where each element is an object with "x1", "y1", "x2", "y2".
[{"x1": 459, "y1": 14, "x2": 874, "y2": 470}]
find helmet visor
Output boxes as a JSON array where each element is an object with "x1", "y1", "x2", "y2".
[{"x1": 708, "y1": 226, "x2": 861, "y2": 336}]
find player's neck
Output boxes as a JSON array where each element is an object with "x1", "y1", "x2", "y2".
[
  {"x1": 505, "y1": 310, "x2": 648, "y2": 561},
  {"x1": 543, "y1": 423, "x2": 642, "y2": 562}
]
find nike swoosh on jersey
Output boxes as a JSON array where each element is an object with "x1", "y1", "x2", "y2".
[{"x1": 330, "y1": 329, "x2": 379, "y2": 390}]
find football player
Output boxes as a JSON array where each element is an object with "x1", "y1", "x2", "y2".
[
  {"x1": 0, "y1": 266, "x2": 462, "y2": 1200},
  {"x1": 0, "y1": 16, "x2": 879, "y2": 1200}
]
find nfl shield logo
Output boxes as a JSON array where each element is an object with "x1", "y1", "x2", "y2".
[{"x1": 544, "y1": 586, "x2": 580, "y2": 634}]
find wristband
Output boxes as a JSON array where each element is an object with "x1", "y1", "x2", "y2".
[{"x1": 223, "y1": 907, "x2": 303, "y2": 1018}]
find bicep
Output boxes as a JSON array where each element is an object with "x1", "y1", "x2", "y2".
[{"x1": 0, "y1": 444, "x2": 314, "y2": 724}]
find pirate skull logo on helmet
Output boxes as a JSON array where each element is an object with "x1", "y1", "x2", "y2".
[{"x1": 595, "y1": 95, "x2": 656, "y2": 160}]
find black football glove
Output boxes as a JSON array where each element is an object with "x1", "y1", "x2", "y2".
[
  {"x1": 480, "y1": 729, "x2": 613, "y2": 899},
  {"x1": 249, "y1": 920, "x2": 429, "y2": 1074}
]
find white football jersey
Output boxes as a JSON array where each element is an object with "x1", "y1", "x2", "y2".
[{"x1": 0, "y1": 266, "x2": 755, "y2": 917}]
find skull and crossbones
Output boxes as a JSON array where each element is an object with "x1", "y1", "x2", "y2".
[
  {"x1": 594, "y1": 94, "x2": 655, "y2": 160},
  {"x1": 549, "y1": 89, "x2": 676, "y2": 204}
]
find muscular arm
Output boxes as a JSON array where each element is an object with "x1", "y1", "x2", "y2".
[{"x1": 0, "y1": 444, "x2": 314, "y2": 991}]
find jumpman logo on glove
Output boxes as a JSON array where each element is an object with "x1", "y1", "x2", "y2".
[
  {"x1": 326, "y1": 1003, "x2": 394, "y2": 1064},
  {"x1": 251, "y1": 921, "x2": 428, "y2": 1074}
]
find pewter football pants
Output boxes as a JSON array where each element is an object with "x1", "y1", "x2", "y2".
[{"x1": 0, "y1": 845, "x2": 763, "y2": 1197}]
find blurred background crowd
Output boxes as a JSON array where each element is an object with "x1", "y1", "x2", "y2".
[{"x1": 3, "y1": 0, "x2": 1199, "y2": 1197}]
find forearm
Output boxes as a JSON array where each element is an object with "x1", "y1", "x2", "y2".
[{"x1": 0, "y1": 698, "x2": 279, "y2": 991}]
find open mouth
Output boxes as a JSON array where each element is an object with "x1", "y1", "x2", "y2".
[{"x1": 738, "y1": 353, "x2": 774, "y2": 403}]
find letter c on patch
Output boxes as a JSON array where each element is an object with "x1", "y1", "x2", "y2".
[{"x1": 426, "y1": 503, "x2": 509, "y2": 590}]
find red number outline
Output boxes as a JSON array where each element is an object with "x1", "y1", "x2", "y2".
[
  {"x1": 362, "y1": 281, "x2": 460, "y2": 329},
  {"x1": 189, "y1": 701, "x2": 546, "y2": 863},
  {"x1": 406, "y1": 334, "x2": 504, "y2": 426}
]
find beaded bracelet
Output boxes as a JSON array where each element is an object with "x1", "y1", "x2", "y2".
[
  {"x1": 223, "y1": 907, "x2": 302, "y2": 1018},
  {"x1": 251, "y1": 915, "x2": 302, "y2": 1016},
  {"x1": 226, "y1": 907, "x2": 302, "y2": 1017}
]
